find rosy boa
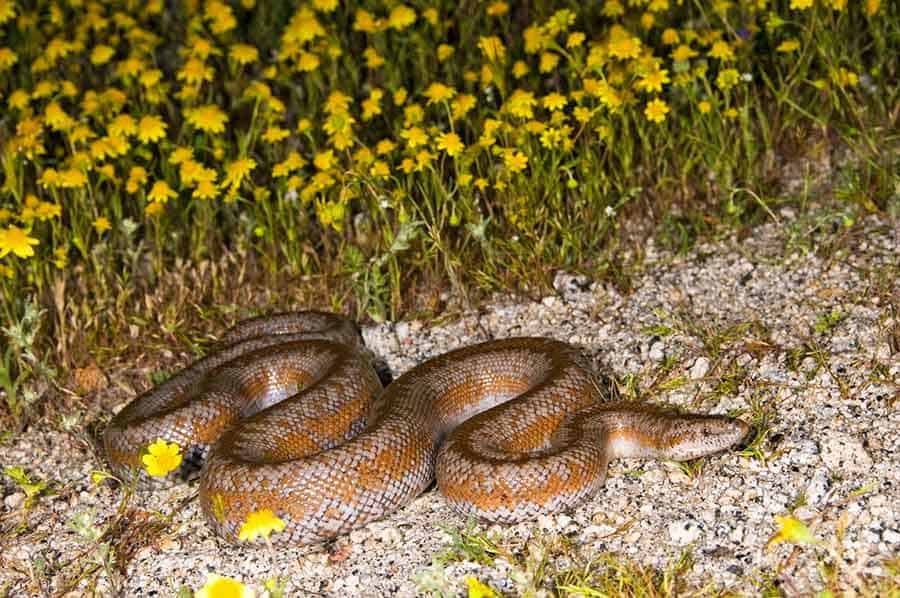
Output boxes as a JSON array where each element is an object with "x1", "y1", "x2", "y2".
[{"x1": 104, "y1": 312, "x2": 750, "y2": 545}]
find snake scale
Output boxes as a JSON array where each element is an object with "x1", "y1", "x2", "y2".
[{"x1": 104, "y1": 312, "x2": 750, "y2": 545}]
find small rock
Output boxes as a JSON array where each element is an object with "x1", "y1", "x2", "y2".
[
  {"x1": 690, "y1": 357, "x2": 711, "y2": 380},
  {"x1": 819, "y1": 432, "x2": 873, "y2": 476},
  {"x1": 668, "y1": 518, "x2": 702, "y2": 545},
  {"x1": 4, "y1": 492, "x2": 25, "y2": 510},
  {"x1": 805, "y1": 469, "x2": 832, "y2": 506},
  {"x1": 394, "y1": 321, "x2": 410, "y2": 341},
  {"x1": 883, "y1": 528, "x2": 900, "y2": 544},
  {"x1": 649, "y1": 341, "x2": 665, "y2": 362}
]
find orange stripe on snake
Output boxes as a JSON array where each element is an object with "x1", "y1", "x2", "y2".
[{"x1": 103, "y1": 312, "x2": 750, "y2": 545}]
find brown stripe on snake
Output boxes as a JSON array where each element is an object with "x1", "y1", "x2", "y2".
[{"x1": 104, "y1": 312, "x2": 750, "y2": 545}]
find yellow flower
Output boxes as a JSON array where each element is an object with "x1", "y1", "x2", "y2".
[
  {"x1": 311, "y1": 0, "x2": 337, "y2": 13},
  {"x1": 238, "y1": 509, "x2": 286, "y2": 542},
  {"x1": 324, "y1": 91, "x2": 352, "y2": 115},
  {"x1": 789, "y1": 0, "x2": 813, "y2": 9},
  {"x1": 127, "y1": 166, "x2": 148, "y2": 194},
  {"x1": 141, "y1": 439, "x2": 183, "y2": 477},
  {"x1": 437, "y1": 44, "x2": 455, "y2": 62},
  {"x1": 137, "y1": 115, "x2": 167, "y2": 143},
  {"x1": 777, "y1": 39, "x2": 800, "y2": 53},
  {"x1": 539, "y1": 52, "x2": 559, "y2": 73},
  {"x1": 187, "y1": 105, "x2": 228, "y2": 134},
  {"x1": 8, "y1": 89, "x2": 29, "y2": 110},
  {"x1": 148, "y1": 181, "x2": 177, "y2": 203},
  {"x1": 296, "y1": 118, "x2": 312, "y2": 133},
  {"x1": 90, "y1": 44, "x2": 115, "y2": 65},
  {"x1": 644, "y1": 98, "x2": 670, "y2": 123},
  {"x1": 313, "y1": 150, "x2": 335, "y2": 171},
  {"x1": 708, "y1": 40, "x2": 734, "y2": 61},
  {"x1": 487, "y1": 1, "x2": 508, "y2": 16},
  {"x1": 636, "y1": 68, "x2": 670, "y2": 93},
  {"x1": 698, "y1": 100, "x2": 712, "y2": 114},
  {"x1": 478, "y1": 36, "x2": 506, "y2": 63},
  {"x1": 59, "y1": 168, "x2": 88, "y2": 189},
  {"x1": 767, "y1": 515, "x2": 818, "y2": 549},
  {"x1": 504, "y1": 89, "x2": 537, "y2": 119},
  {"x1": 542, "y1": 92, "x2": 567, "y2": 111},
  {"x1": 177, "y1": 57, "x2": 214, "y2": 85},
  {"x1": 371, "y1": 140, "x2": 395, "y2": 157},
  {"x1": 353, "y1": 9, "x2": 382, "y2": 33},
  {"x1": 502, "y1": 149, "x2": 528, "y2": 173},
  {"x1": 399, "y1": 126, "x2": 428, "y2": 149},
  {"x1": 566, "y1": 32, "x2": 586, "y2": 48},
  {"x1": 866, "y1": 0, "x2": 880, "y2": 15},
  {"x1": 0, "y1": 225, "x2": 39, "y2": 259},
  {"x1": 393, "y1": 88, "x2": 408, "y2": 106},
  {"x1": 221, "y1": 158, "x2": 256, "y2": 189},
  {"x1": 451, "y1": 94, "x2": 476, "y2": 120},
  {"x1": 108, "y1": 114, "x2": 137, "y2": 138},
  {"x1": 169, "y1": 146, "x2": 194, "y2": 165},
  {"x1": 193, "y1": 179, "x2": 219, "y2": 201},
  {"x1": 716, "y1": 68, "x2": 740, "y2": 91},
  {"x1": 195, "y1": 574, "x2": 255, "y2": 598},
  {"x1": 608, "y1": 27, "x2": 642, "y2": 59},
  {"x1": 93, "y1": 217, "x2": 111, "y2": 234},
  {"x1": 0, "y1": 0, "x2": 15, "y2": 26},
  {"x1": 436, "y1": 132, "x2": 464, "y2": 157},
  {"x1": 424, "y1": 82, "x2": 456, "y2": 104},
  {"x1": 466, "y1": 576, "x2": 500, "y2": 598},
  {"x1": 261, "y1": 126, "x2": 289, "y2": 143},
  {"x1": 388, "y1": 5, "x2": 416, "y2": 30},
  {"x1": 363, "y1": 47, "x2": 384, "y2": 69},
  {"x1": 229, "y1": 43, "x2": 259, "y2": 65},
  {"x1": 44, "y1": 102, "x2": 74, "y2": 131}
]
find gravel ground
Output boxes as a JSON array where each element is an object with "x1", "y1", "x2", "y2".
[{"x1": 1, "y1": 213, "x2": 898, "y2": 597}]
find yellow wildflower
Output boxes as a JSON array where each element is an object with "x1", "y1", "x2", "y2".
[
  {"x1": 90, "y1": 44, "x2": 115, "y2": 65},
  {"x1": 789, "y1": 0, "x2": 813, "y2": 8},
  {"x1": 636, "y1": 69, "x2": 670, "y2": 93},
  {"x1": 0, "y1": 225, "x2": 39, "y2": 259},
  {"x1": 542, "y1": 92, "x2": 567, "y2": 111},
  {"x1": 716, "y1": 68, "x2": 740, "y2": 91},
  {"x1": 363, "y1": 47, "x2": 384, "y2": 69},
  {"x1": 400, "y1": 126, "x2": 428, "y2": 149},
  {"x1": 261, "y1": 126, "x2": 289, "y2": 143},
  {"x1": 504, "y1": 89, "x2": 537, "y2": 119},
  {"x1": 502, "y1": 149, "x2": 528, "y2": 173},
  {"x1": 353, "y1": 9, "x2": 381, "y2": 33},
  {"x1": 195, "y1": 574, "x2": 254, "y2": 598},
  {"x1": 93, "y1": 217, "x2": 111, "y2": 234},
  {"x1": 767, "y1": 515, "x2": 818, "y2": 549},
  {"x1": 142, "y1": 439, "x2": 183, "y2": 477},
  {"x1": 239, "y1": 509, "x2": 286, "y2": 542},
  {"x1": 311, "y1": 150, "x2": 335, "y2": 171},
  {"x1": 644, "y1": 98, "x2": 670, "y2": 123},
  {"x1": 137, "y1": 115, "x2": 167, "y2": 143},
  {"x1": 608, "y1": 27, "x2": 642, "y2": 59},
  {"x1": 478, "y1": 36, "x2": 506, "y2": 63},
  {"x1": 487, "y1": 2, "x2": 509, "y2": 16},
  {"x1": 708, "y1": 40, "x2": 734, "y2": 61},
  {"x1": 437, "y1": 44, "x2": 455, "y2": 62},
  {"x1": 187, "y1": 105, "x2": 228, "y2": 134},
  {"x1": 230, "y1": 43, "x2": 259, "y2": 65},
  {"x1": 388, "y1": 5, "x2": 416, "y2": 30},
  {"x1": 148, "y1": 181, "x2": 177, "y2": 203},
  {"x1": 777, "y1": 39, "x2": 800, "y2": 53},
  {"x1": 424, "y1": 82, "x2": 456, "y2": 104},
  {"x1": 221, "y1": 158, "x2": 256, "y2": 189},
  {"x1": 539, "y1": 52, "x2": 559, "y2": 73},
  {"x1": 436, "y1": 132, "x2": 464, "y2": 157}
]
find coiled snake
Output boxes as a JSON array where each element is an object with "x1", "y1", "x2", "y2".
[{"x1": 104, "y1": 312, "x2": 749, "y2": 545}]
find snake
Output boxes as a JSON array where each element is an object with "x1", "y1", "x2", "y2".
[{"x1": 103, "y1": 311, "x2": 750, "y2": 545}]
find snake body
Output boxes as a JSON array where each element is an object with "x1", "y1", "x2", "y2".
[{"x1": 104, "y1": 312, "x2": 749, "y2": 545}]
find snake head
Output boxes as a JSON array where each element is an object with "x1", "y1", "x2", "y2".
[{"x1": 660, "y1": 414, "x2": 751, "y2": 461}]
